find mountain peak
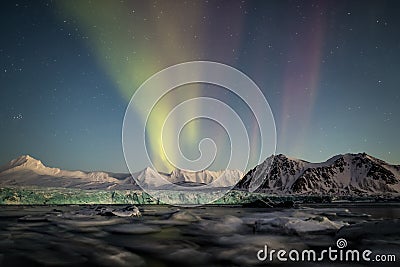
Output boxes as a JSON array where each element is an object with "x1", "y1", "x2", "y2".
[
  {"x1": 1, "y1": 155, "x2": 45, "y2": 172},
  {"x1": 16, "y1": 154, "x2": 37, "y2": 162},
  {"x1": 271, "y1": 154, "x2": 308, "y2": 164},
  {"x1": 325, "y1": 152, "x2": 386, "y2": 165},
  {"x1": 140, "y1": 166, "x2": 160, "y2": 176}
]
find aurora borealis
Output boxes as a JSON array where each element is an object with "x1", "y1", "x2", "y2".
[{"x1": 1, "y1": 0, "x2": 399, "y2": 172}]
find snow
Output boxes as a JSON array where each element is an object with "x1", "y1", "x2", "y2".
[
  {"x1": 238, "y1": 153, "x2": 400, "y2": 196},
  {"x1": 134, "y1": 167, "x2": 243, "y2": 189},
  {"x1": 0, "y1": 155, "x2": 243, "y2": 191}
]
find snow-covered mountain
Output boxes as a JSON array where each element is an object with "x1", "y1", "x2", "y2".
[
  {"x1": 136, "y1": 168, "x2": 244, "y2": 189},
  {"x1": 235, "y1": 153, "x2": 400, "y2": 196},
  {"x1": 3, "y1": 153, "x2": 398, "y2": 196},
  {"x1": 0, "y1": 155, "x2": 242, "y2": 190},
  {"x1": 0, "y1": 155, "x2": 135, "y2": 190}
]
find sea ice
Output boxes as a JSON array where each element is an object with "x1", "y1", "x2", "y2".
[{"x1": 254, "y1": 212, "x2": 347, "y2": 235}]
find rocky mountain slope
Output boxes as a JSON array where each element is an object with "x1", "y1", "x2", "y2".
[{"x1": 235, "y1": 153, "x2": 400, "y2": 196}]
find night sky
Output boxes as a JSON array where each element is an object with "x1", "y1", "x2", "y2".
[{"x1": 1, "y1": 0, "x2": 399, "y2": 173}]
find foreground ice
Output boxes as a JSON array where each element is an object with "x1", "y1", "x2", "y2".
[
  {"x1": 254, "y1": 214, "x2": 347, "y2": 235},
  {"x1": 0, "y1": 204, "x2": 399, "y2": 266}
]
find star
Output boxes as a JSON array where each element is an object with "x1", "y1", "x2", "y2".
[{"x1": 12, "y1": 114, "x2": 23, "y2": 120}]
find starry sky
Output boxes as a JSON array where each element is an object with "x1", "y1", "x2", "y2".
[{"x1": 0, "y1": 0, "x2": 399, "y2": 173}]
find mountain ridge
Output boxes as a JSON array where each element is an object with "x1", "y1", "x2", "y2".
[
  {"x1": 1, "y1": 153, "x2": 399, "y2": 196},
  {"x1": 0, "y1": 155, "x2": 243, "y2": 190},
  {"x1": 235, "y1": 152, "x2": 400, "y2": 196}
]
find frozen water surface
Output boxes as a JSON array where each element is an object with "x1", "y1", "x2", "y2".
[{"x1": 0, "y1": 204, "x2": 399, "y2": 266}]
